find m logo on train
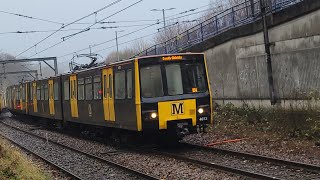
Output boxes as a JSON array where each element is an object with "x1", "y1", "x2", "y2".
[{"x1": 171, "y1": 102, "x2": 184, "y2": 115}]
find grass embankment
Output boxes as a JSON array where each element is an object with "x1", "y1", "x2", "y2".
[
  {"x1": 0, "y1": 137, "x2": 50, "y2": 180},
  {"x1": 213, "y1": 103, "x2": 320, "y2": 141}
]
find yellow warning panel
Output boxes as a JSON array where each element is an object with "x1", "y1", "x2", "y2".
[{"x1": 158, "y1": 99, "x2": 196, "y2": 129}]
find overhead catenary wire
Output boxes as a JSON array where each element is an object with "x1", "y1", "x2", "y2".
[
  {"x1": 59, "y1": 28, "x2": 165, "y2": 65},
  {"x1": 0, "y1": 10, "x2": 63, "y2": 25},
  {"x1": 15, "y1": 0, "x2": 123, "y2": 58},
  {"x1": 28, "y1": 0, "x2": 145, "y2": 58},
  {"x1": 0, "y1": 23, "x2": 157, "y2": 35},
  {"x1": 58, "y1": 21, "x2": 160, "y2": 59},
  {"x1": 61, "y1": 0, "x2": 143, "y2": 41}
]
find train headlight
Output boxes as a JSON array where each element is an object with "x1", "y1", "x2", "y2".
[
  {"x1": 198, "y1": 108, "x2": 204, "y2": 114},
  {"x1": 150, "y1": 112, "x2": 157, "y2": 119}
]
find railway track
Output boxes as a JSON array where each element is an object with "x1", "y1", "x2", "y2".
[
  {"x1": 0, "y1": 121, "x2": 157, "y2": 180},
  {"x1": 0, "y1": 133, "x2": 83, "y2": 180},
  {"x1": 147, "y1": 142, "x2": 320, "y2": 180},
  {"x1": 181, "y1": 142, "x2": 320, "y2": 172}
]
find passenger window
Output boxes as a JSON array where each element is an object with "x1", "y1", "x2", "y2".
[
  {"x1": 109, "y1": 74, "x2": 113, "y2": 98},
  {"x1": 22, "y1": 86, "x2": 26, "y2": 101},
  {"x1": 54, "y1": 81, "x2": 59, "y2": 100},
  {"x1": 115, "y1": 71, "x2": 125, "y2": 100},
  {"x1": 85, "y1": 77, "x2": 93, "y2": 100},
  {"x1": 93, "y1": 76, "x2": 102, "y2": 100},
  {"x1": 37, "y1": 85, "x2": 41, "y2": 100},
  {"x1": 103, "y1": 75, "x2": 107, "y2": 98},
  {"x1": 17, "y1": 88, "x2": 20, "y2": 100},
  {"x1": 64, "y1": 80, "x2": 69, "y2": 100},
  {"x1": 30, "y1": 85, "x2": 33, "y2": 100},
  {"x1": 78, "y1": 78, "x2": 85, "y2": 100},
  {"x1": 44, "y1": 84, "x2": 48, "y2": 100},
  {"x1": 41, "y1": 84, "x2": 45, "y2": 100},
  {"x1": 127, "y1": 70, "x2": 132, "y2": 99}
]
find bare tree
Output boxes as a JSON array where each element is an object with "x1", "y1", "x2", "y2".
[{"x1": 153, "y1": 20, "x2": 194, "y2": 44}]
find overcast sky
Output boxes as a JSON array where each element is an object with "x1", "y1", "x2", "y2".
[{"x1": 0, "y1": 0, "x2": 213, "y2": 76}]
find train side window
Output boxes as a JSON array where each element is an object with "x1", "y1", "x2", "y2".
[
  {"x1": 93, "y1": 76, "x2": 102, "y2": 100},
  {"x1": 54, "y1": 81, "x2": 59, "y2": 100},
  {"x1": 64, "y1": 80, "x2": 70, "y2": 100},
  {"x1": 37, "y1": 85, "x2": 41, "y2": 100},
  {"x1": 85, "y1": 77, "x2": 93, "y2": 100},
  {"x1": 22, "y1": 86, "x2": 26, "y2": 101},
  {"x1": 78, "y1": 78, "x2": 85, "y2": 100},
  {"x1": 109, "y1": 74, "x2": 113, "y2": 98},
  {"x1": 103, "y1": 75, "x2": 107, "y2": 98},
  {"x1": 127, "y1": 69, "x2": 132, "y2": 99},
  {"x1": 44, "y1": 84, "x2": 48, "y2": 100},
  {"x1": 115, "y1": 71, "x2": 125, "y2": 100},
  {"x1": 30, "y1": 85, "x2": 33, "y2": 100},
  {"x1": 17, "y1": 88, "x2": 20, "y2": 100},
  {"x1": 40, "y1": 84, "x2": 45, "y2": 100}
]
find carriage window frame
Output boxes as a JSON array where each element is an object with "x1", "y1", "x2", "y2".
[
  {"x1": 54, "y1": 81, "x2": 59, "y2": 100},
  {"x1": 40, "y1": 84, "x2": 45, "y2": 100},
  {"x1": 30, "y1": 84, "x2": 33, "y2": 101},
  {"x1": 64, "y1": 80, "x2": 70, "y2": 100},
  {"x1": 103, "y1": 74, "x2": 107, "y2": 98},
  {"x1": 109, "y1": 74, "x2": 113, "y2": 99},
  {"x1": 78, "y1": 78, "x2": 85, "y2": 100},
  {"x1": 115, "y1": 70, "x2": 126, "y2": 100},
  {"x1": 93, "y1": 75, "x2": 102, "y2": 100},
  {"x1": 126, "y1": 69, "x2": 133, "y2": 99},
  {"x1": 85, "y1": 77, "x2": 93, "y2": 100},
  {"x1": 22, "y1": 86, "x2": 26, "y2": 101},
  {"x1": 17, "y1": 88, "x2": 20, "y2": 100},
  {"x1": 37, "y1": 85, "x2": 41, "y2": 100},
  {"x1": 44, "y1": 84, "x2": 48, "y2": 100}
]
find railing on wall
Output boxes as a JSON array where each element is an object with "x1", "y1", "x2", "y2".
[{"x1": 133, "y1": 0, "x2": 302, "y2": 57}]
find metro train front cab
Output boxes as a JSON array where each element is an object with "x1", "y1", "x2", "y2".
[{"x1": 137, "y1": 53, "x2": 212, "y2": 137}]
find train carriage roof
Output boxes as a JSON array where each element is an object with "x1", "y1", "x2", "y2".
[{"x1": 7, "y1": 53, "x2": 205, "y2": 87}]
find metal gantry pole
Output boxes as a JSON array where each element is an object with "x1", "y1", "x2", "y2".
[
  {"x1": 162, "y1": 9, "x2": 166, "y2": 29},
  {"x1": 53, "y1": 57, "x2": 58, "y2": 75},
  {"x1": 260, "y1": 0, "x2": 277, "y2": 105},
  {"x1": 116, "y1": 31, "x2": 119, "y2": 62}
]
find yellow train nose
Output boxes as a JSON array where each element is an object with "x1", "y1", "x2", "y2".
[{"x1": 158, "y1": 99, "x2": 197, "y2": 129}]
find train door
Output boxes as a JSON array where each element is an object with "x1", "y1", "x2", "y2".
[
  {"x1": 70, "y1": 75, "x2": 79, "y2": 118},
  {"x1": 48, "y1": 79, "x2": 55, "y2": 116},
  {"x1": 33, "y1": 82, "x2": 38, "y2": 112},
  {"x1": 102, "y1": 68, "x2": 115, "y2": 121}
]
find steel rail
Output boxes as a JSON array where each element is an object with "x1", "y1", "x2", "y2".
[
  {"x1": 0, "y1": 122, "x2": 158, "y2": 180},
  {"x1": 0, "y1": 133, "x2": 83, "y2": 180},
  {"x1": 148, "y1": 148, "x2": 281, "y2": 180},
  {"x1": 181, "y1": 142, "x2": 320, "y2": 172}
]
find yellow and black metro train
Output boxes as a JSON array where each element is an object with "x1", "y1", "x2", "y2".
[{"x1": 6, "y1": 53, "x2": 212, "y2": 139}]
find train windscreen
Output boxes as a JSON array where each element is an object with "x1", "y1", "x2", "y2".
[{"x1": 140, "y1": 60, "x2": 208, "y2": 98}]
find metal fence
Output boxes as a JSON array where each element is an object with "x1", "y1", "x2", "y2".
[{"x1": 134, "y1": 0, "x2": 303, "y2": 57}]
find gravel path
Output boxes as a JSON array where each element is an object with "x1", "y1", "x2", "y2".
[{"x1": 2, "y1": 117, "x2": 243, "y2": 180}]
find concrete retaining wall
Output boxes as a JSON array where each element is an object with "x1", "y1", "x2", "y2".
[{"x1": 202, "y1": 2, "x2": 320, "y2": 109}]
